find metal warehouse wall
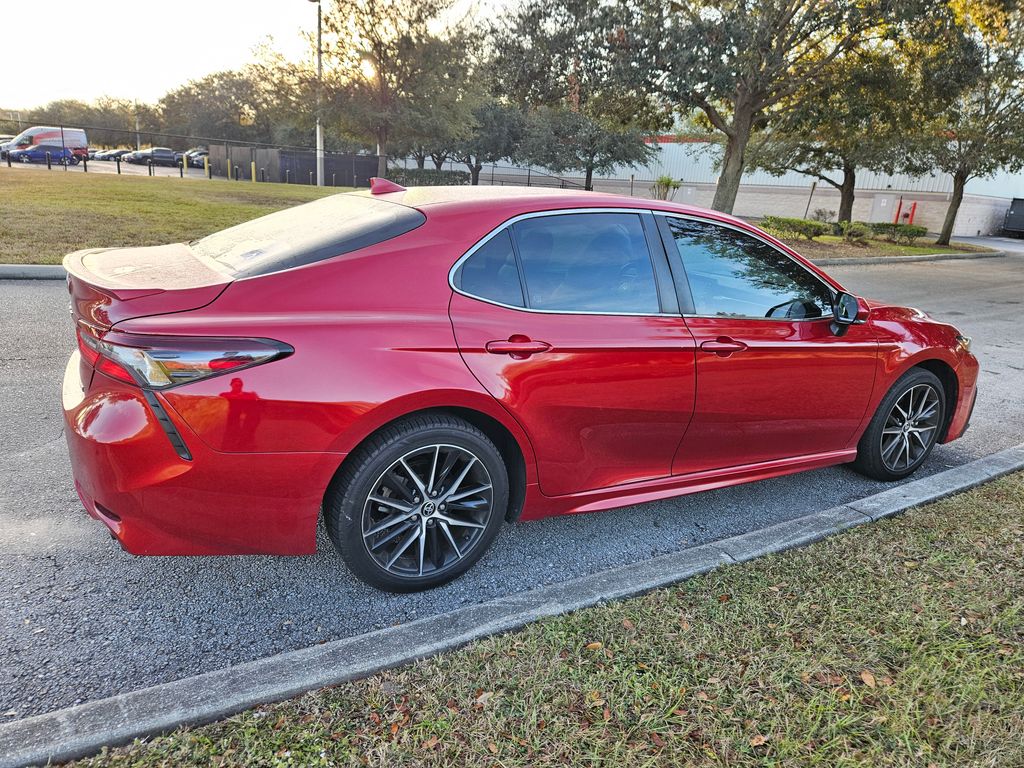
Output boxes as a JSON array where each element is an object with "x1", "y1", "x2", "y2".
[{"x1": 615, "y1": 141, "x2": 1020, "y2": 198}]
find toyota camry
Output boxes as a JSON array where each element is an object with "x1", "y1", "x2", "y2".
[{"x1": 62, "y1": 180, "x2": 979, "y2": 591}]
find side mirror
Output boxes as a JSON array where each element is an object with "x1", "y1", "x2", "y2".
[{"x1": 831, "y1": 291, "x2": 863, "y2": 336}]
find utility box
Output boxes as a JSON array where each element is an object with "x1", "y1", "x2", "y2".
[{"x1": 1003, "y1": 198, "x2": 1024, "y2": 237}]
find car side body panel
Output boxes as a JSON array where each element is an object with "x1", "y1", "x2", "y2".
[{"x1": 59, "y1": 187, "x2": 980, "y2": 556}]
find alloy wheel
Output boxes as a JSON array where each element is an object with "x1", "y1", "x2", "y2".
[
  {"x1": 361, "y1": 444, "x2": 494, "y2": 579},
  {"x1": 880, "y1": 383, "x2": 941, "y2": 473}
]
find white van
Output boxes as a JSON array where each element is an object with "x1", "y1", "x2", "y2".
[{"x1": 1, "y1": 126, "x2": 88, "y2": 159}]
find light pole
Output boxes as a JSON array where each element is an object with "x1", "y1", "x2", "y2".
[{"x1": 309, "y1": 0, "x2": 325, "y2": 187}]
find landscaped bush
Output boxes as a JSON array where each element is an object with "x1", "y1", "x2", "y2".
[
  {"x1": 651, "y1": 175, "x2": 681, "y2": 200},
  {"x1": 869, "y1": 222, "x2": 929, "y2": 244},
  {"x1": 839, "y1": 220, "x2": 872, "y2": 245},
  {"x1": 388, "y1": 167, "x2": 471, "y2": 186},
  {"x1": 760, "y1": 215, "x2": 830, "y2": 240},
  {"x1": 810, "y1": 207, "x2": 836, "y2": 223}
]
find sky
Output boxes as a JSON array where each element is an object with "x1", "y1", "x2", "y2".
[
  {"x1": 0, "y1": 0, "x2": 503, "y2": 112},
  {"x1": 0, "y1": 1, "x2": 327, "y2": 110}
]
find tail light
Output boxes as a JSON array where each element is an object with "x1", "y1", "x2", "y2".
[{"x1": 76, "y1": 325, "x2": 292, "y2": 389}]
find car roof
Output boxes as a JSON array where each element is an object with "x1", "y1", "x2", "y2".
[{"x1": 354, "y1": 184, "x2": 751, "y2": 230}]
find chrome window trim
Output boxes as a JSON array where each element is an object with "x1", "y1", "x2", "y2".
[
  {"x1": 651, "y1": 209, "x2": 840, "y2": 323},
  {"x1": 448, "y1": 207, "x2": 677, "y2": 317}
]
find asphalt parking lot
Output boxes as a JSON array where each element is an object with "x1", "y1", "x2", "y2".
[
  {"x1": 1, "y1": 251, "x2": 1022, "y2": 722},
  {"x1": 1, "y1": 157, "x2": 209, "y2": 180}
]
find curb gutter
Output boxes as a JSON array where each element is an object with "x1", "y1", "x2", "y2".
[
  {"x1": 813, "y1": 250, "x2": 1005, "y2": 267},
  {"x1": 0, "y1": 265, "x2": 66, "y2": 280},
  {"x1": 2, "y1": 442, "x2": 1023, "y2": 767}
]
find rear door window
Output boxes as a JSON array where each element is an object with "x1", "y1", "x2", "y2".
[
  {"x1": 455, "y1": 230, "x2": 525, "y2": 307},
  {"x1": 511, "y1": 213, "x2": 660, "y2": 314}
]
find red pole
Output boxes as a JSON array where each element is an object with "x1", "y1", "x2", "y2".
[
  {"x1": 908, "y1": 201, "x2": 917, "y2": 225},
  {"x1": 893, "y1": 196, "x2": 903, "y2": 224}
]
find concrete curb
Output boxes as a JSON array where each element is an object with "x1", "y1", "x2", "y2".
[
  {"x1": 0, "y1": 264, "x2": 66, "y2": 280},
  {"x1": 813, "y1": 250, "x2": 1005, "y2": 267},
  {"x1": 2, "y1": 443, "x2": 1023, "y2": 768}
]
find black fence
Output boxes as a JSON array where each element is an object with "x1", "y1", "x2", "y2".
[{"x1": 207, "y1": 144, "x2": 378, "y2": 187}]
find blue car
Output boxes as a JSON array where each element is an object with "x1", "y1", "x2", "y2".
[{"x1": 9, "y1": 145, "x2": 78, "y2": 165}]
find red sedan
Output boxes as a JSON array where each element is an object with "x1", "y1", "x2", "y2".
[{"x1": 62, "y1": 180, "x2": 979, "y2": 591}]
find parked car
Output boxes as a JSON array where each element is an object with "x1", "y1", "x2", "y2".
[
  {"x1": 10, "y1": 144, "x2": 77, "y2": 164},
  {"x1": 1, "y1": 126, "x2": 88, "y2": 159},
  {"x1": 122, "y1": 147, "x2": 179, "y2": 166},
  {"x1": 185, "y1": 149, "x2": 208, "y2": 168},
  {"x1": 61, "y1": 182, "x2": 979, "y2": 592},
  {"x1": 95, "y1": 148, "x2": 133, "y2": 161}
]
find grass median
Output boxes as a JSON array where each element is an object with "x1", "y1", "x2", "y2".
[
  {"x1": 0, "y1": 168, "x2": 343, "y2": 265},
  {"x1": 774, "y1": 233, "x2": 993, "y2": 261},
  {"x1": 69, "y1": 472, "x2": 1024, "y2": 767}
]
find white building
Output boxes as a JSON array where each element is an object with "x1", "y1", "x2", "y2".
[{"x1": 474, "y1": 138, "x2": 1019, "y2": 236}]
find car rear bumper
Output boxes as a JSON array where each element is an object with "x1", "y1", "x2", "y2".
[{"x1": 62, "y1": 352, "x2": 341, "y2": 555}]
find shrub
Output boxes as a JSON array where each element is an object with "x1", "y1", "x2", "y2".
[
  {"x1": 896, "y1": 224, "x2": 928, "y2": 244},
  {"x1": 760, "y1": 216, "x2": 830, "y2": 240},
  {"x1": 839, "y1": 220, "x2": 871, "y2": 245},
  {"x1": 869, "y1": 222, "x2": 900, "y2": 241},
  {"x1": 810, "y1": 207, "x2": 836, "y2": 223},
  {"x1": 388, "y1": 167, "x2": 471, "y2": 186},
  {"x1": 869, "y1": 222, "x2": 929, "y2": 244},
  {"x1": 651, "y1": 175, "x2": 681, "y2": 200}
]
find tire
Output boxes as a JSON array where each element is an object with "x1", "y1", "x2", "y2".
[
  {"x1": 852, "y1": 368, "x2": 946, "y2": 481},
  {"x1": 325, "y1": 414, "x2": 509, "y2": 592}
]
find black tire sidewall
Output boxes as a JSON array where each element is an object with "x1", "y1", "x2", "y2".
[
  {"x1": 856, "y1": 368, "x2": 946, "y2": 481},
  {"x1": 326, "y1": 418, "x2": 509, "y2": 592}
]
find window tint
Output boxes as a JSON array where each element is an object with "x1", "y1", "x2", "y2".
[
  {"x1": 457, "y1": 229, "x2": 525, "y2": 307},
  {"x1": 665, "y1": 218, "x2": 834, "y2": 319},
  {"x1": 512, "y1": 213, "x2": 660, "y2": 313},
  {"x1": 190, "y1": 194, "x2": 425, "y2": 278}
]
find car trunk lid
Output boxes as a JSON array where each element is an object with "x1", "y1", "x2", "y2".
[{"x1": 64, "y1": 243, "x2": 232, "y2": 330}]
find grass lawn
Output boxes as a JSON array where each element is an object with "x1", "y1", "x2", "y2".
[
  {"x1": 0, "y1": 168, "x2": 344, "y2": 265},
  {"x1": 69, "y1": 472, "x2": 1024, "y2": 767},
  {"x1": 776, "y1": 234, "x2": 994, "y2": 261}
]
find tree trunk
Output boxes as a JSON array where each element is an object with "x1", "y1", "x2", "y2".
[
  {"x1": 937, "y1": 168, "x2": 968, "y2": 246},
  {"x1": 837, "y1": 164, "x2": 856, "y2": 223},
  {"x1": 471, "y1": 162, "x2": 482, "y2": 185},
  {"x1": 584, "y1": 164, "x2": 594, "y2": 191},
  {"x1": 415, "y1": 153, "x2": 426, "y2": 170},
  {"x1": 710, "y1": 108, "x2": 754, "y2": 214}
]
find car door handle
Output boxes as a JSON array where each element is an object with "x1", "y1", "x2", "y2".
[
  {"x1": 700, "y1": 337, "x2": 748, "y2": 356},
  {"x1": 485, "y1": 337, "x2": 552, "y2": 357}
]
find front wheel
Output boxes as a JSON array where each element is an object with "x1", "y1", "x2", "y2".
[
  {"x1": 852, "y1": 368, "x2": 946, "y2": 481},
  {"x1": 325, "y1": 414, "x2": 509, "y2": 592}
]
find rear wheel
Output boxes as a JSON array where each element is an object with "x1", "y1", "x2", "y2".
[
  {"x1": 325, "y1": 414, "x2": 508, "y2": 592},
  {"x1": 852, "y1": 368, "x2": 946, "y2": 481}
]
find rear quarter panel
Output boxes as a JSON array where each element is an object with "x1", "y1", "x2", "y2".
[{"x1": 113, "y1": 211, "x2": 539, "y2": 481}]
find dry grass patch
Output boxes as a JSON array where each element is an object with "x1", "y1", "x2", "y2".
[{"x1": 0, "y1": 169, "x2": 343, "y2": 265}]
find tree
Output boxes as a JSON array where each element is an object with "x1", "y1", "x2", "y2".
[
  {"x1": 747, "y1": 51, "x2": 912, "y2": 223},
  {"x1": 492, "y1": 0, "x2": 667, "y2": 189},
  {"x1": 520, "y1": 106, "x2": 654, "y2": 190},
  {"x1": 917, "y1": 3, "x2": 1024, "y2": 245},
  {"x1": 321, "y1": 0, "x2": 473, "y2": 178},
  {"x1": 159, "y1": 68, "x2": 281, "y2": 146},
  {"x1": 621, "y1": 0, "x2": 899, "y2": 213},
  {"x1": 456, "y1": 101, "x2": 526, "y2": 184}
]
